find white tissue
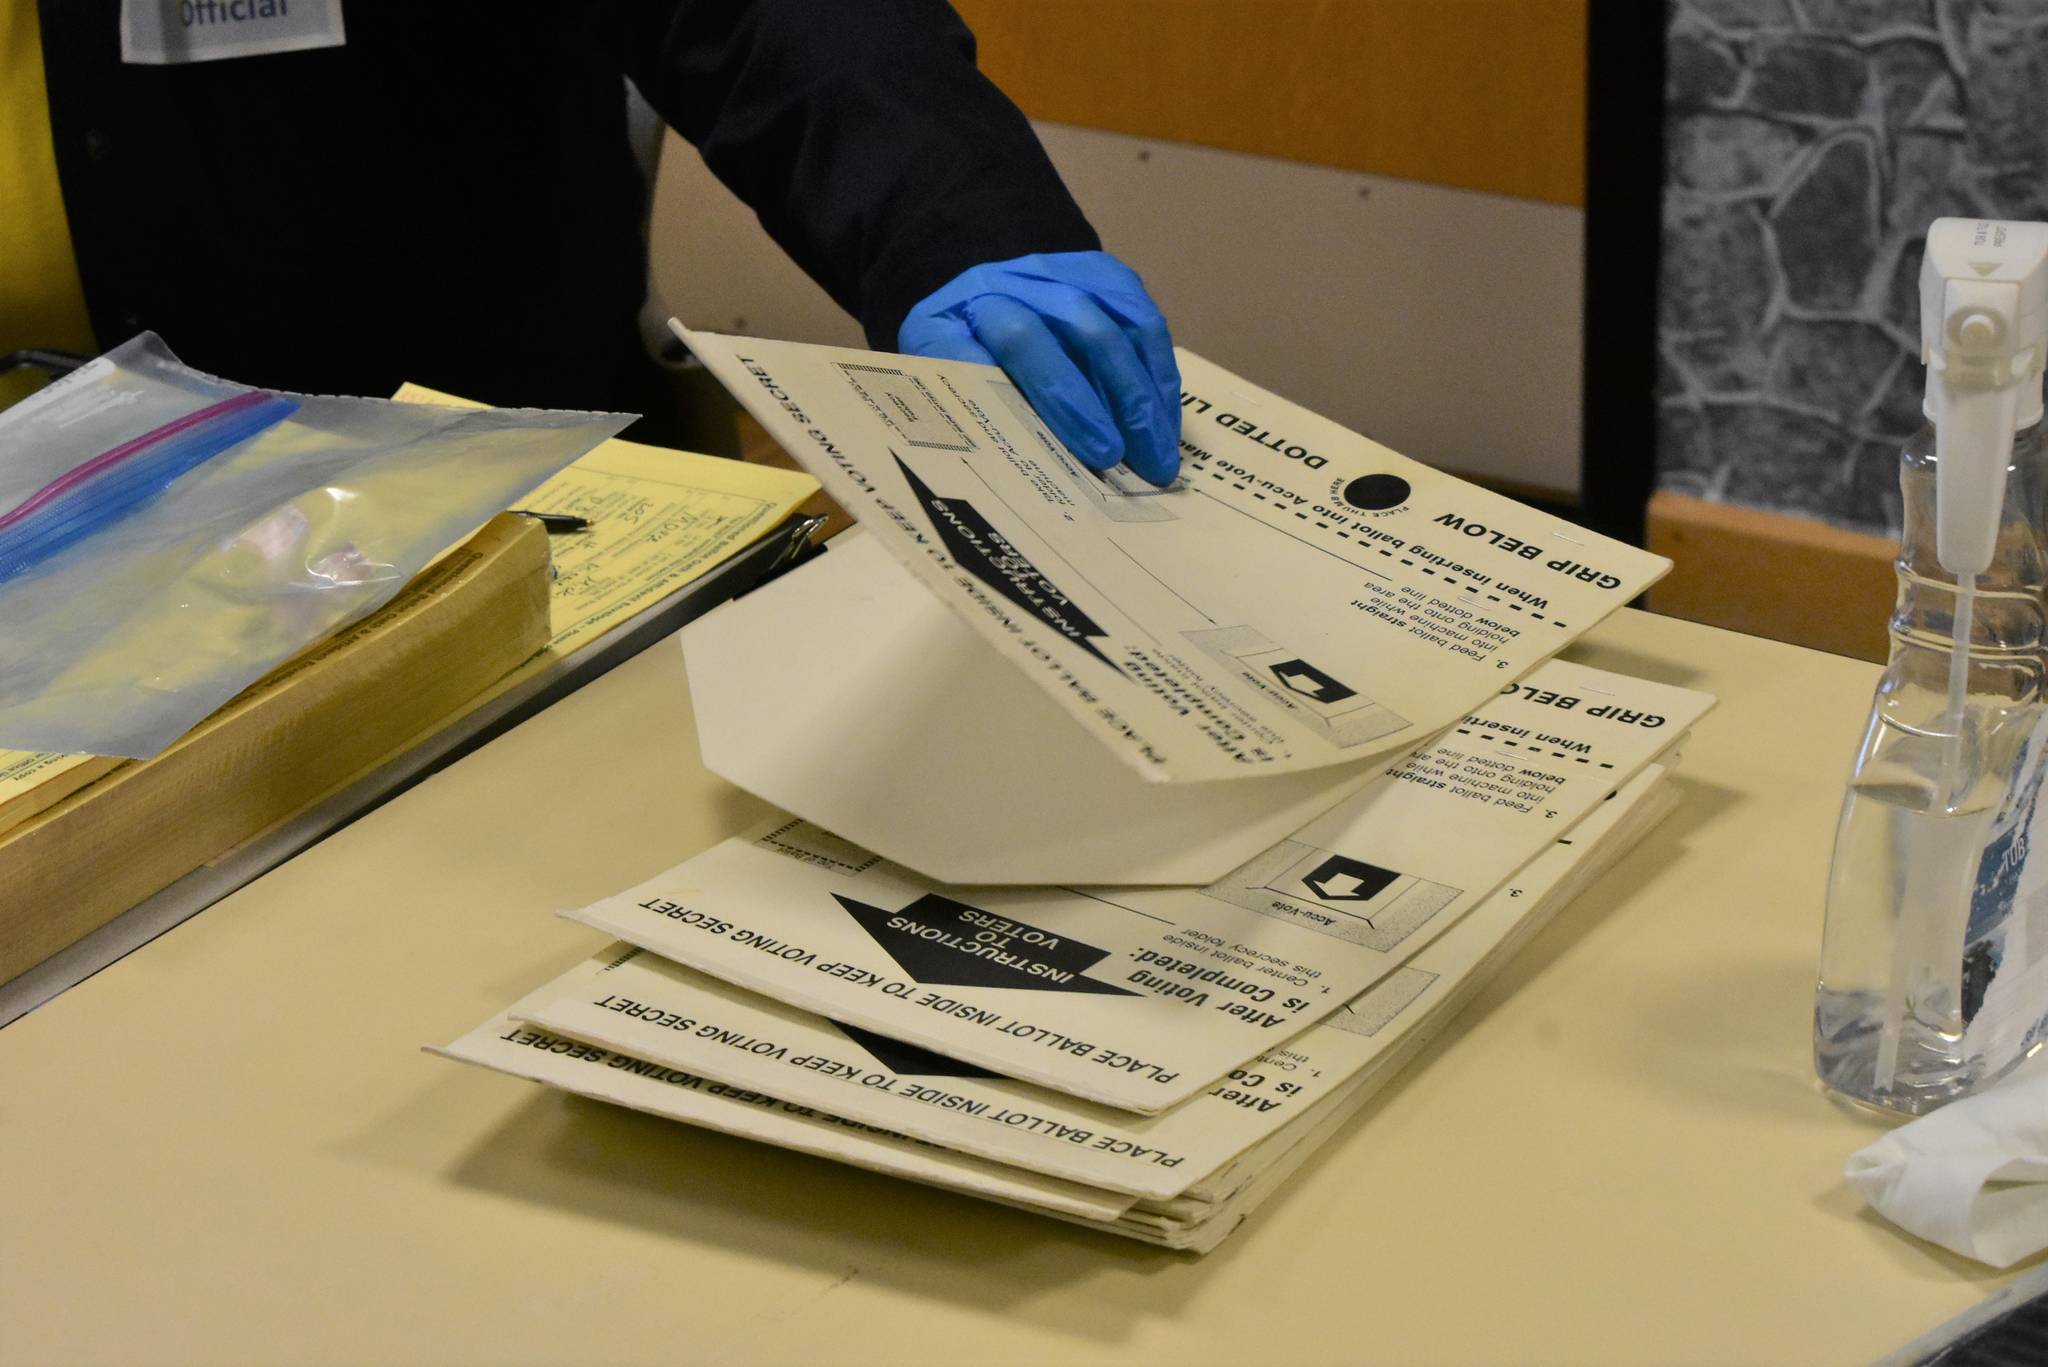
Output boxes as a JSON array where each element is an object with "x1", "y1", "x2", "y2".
[{"x1": 1846, "y1": 1054, "x2": 2048, "y2": 1267}]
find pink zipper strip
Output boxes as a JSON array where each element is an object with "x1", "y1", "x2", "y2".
[{"x1": 0, "y1": 389, "x2": 274, "y2": 534}]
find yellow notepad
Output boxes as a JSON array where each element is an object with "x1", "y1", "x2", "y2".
[{"x1": 393, "y1": 383, "x2": 817, "y2": 661}]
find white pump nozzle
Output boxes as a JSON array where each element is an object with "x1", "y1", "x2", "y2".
[{"x1": 1921, "y1": 218, "x2": 2048, "y2": 577}]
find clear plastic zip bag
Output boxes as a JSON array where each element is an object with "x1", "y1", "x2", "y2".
[{"x1": 0, "y1": 334, "x2": 633, "y2": 756}]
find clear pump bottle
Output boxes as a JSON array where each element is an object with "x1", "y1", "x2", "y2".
[{"x1": 1816, "y1": 218, "x2": 2048, "y2": 1115}]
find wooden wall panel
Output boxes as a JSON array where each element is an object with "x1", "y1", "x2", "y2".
[
  {"x1": 951, "y1": 0, "x2": 1588, "y2": 206},
  {"x1": 1646, "y1": 492, "x2": 1898, "y2": 663}
]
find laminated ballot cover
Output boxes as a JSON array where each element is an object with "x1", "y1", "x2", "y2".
[
  {"x1": 430, "y1": 964, "x2": 1135, "y2": 1222},
  {"x1": 563, "y1": 659, "x2": 1713, "y2": 1112},
  {"x1": 526, "y1": 765, "x2": 1676, "y2": 1204},
  {"x1": 678, "y1": 327, "x2": 1669, "y2": 785}
]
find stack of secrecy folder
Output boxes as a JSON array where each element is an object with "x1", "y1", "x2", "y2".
[{"x1": 433, "y1": 334, "x2": 1715, "y2": 1253}]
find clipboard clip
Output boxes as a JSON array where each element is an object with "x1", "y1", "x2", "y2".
[{"x1": 733, "y1": 513, "x2": 832, "y2": 599}]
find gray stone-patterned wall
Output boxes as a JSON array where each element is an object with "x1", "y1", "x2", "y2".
[{"x1": 1658, "y1": 0, "x2": 2048, "y2": 534}]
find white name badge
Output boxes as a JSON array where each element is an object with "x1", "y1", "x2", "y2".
[{"x1": 120, "y1": 0, "x2": 346, "y2": 65}]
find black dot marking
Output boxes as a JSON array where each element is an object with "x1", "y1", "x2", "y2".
[{"x1": 1342, "y1": 474, "x2": 1411, "y2": 511}]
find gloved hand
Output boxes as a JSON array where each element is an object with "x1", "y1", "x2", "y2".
[{"x1": 898, "y1": 251, "x2": 1182, "y2": 486}]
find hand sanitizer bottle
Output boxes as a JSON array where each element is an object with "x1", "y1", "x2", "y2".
[{"x1": 1816, "y1": 218, "x2": 2048, "y2": 1115}]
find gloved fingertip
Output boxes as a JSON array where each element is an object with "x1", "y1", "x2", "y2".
[
  {"x1": 1124, "y1": 419, "x2": 1180, "y2": 486},
  {"x1": 1073, "y1": 438, "x2": 1124, "y2": 471},
  {"x1": 1130, "y1": 453, "x2": 1180, "y2": 487},
  {"x1": 1052, "y1": 412, "x2": 1124, "y2": 472}
]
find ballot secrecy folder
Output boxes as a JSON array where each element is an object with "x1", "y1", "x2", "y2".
[
  {"x1": 434, "y1": 760, "x2": 1680, "y2": 1252},
  {"x1": 558, "y1": 656, "x2": 1708, "y2": 1112},
  {"x1": 676, "y1": 326, "x2": 1669, "y2": 884}
]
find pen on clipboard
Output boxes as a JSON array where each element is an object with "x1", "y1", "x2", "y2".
[{"x1": 511, "y1": 510, "x2": 592, "y2": 534}]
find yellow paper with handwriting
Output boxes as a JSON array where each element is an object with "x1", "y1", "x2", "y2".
[
  {"x1": 394, "y1": 384, "x2": 817, "y2": 660},
  {"x1": 0, "y1": 390, "x2": 817, "y2": 836}
]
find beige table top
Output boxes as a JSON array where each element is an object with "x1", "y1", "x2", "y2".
[{"x1": 0, "y1": 609, "x2": 2022, "y2": 1366}]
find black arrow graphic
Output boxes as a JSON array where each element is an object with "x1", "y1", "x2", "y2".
[{"x1": 835, "y1": 892, "x2": 1137, "y2": 996}]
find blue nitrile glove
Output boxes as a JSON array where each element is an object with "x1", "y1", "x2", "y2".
[{"x1": 897, "y1": 251, "x2": 1182, "y2": 486}]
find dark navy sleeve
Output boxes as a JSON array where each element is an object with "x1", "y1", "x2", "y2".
[{"x1": 620, "y1": 0, "x2": 1102, "y2": 348}]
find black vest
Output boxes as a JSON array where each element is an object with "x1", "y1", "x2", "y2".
[{"x1": 36, "y1": 1, "x2": 1095, "y2": 414}]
